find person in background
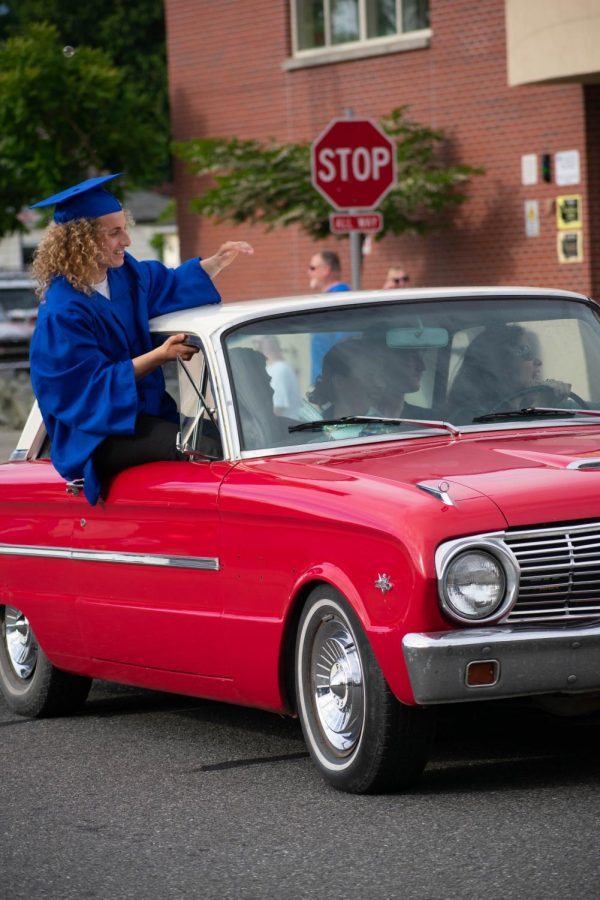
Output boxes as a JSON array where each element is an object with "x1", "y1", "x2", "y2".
[
  {"x1": 382, "y1": 267, "x2": 410, "y2": 289},
  {"x1": 308, "y1": 250, "x2": 350, "y2": 294},
  {"x1": 253, "y1": 335, "x2": 301, "y2": 418},
  {"x1": 308, "y1": 250, "x2": 351, "y2": 379},
  {"x1": 29, "y1": 172, "x2": 253, "y2": 506}
]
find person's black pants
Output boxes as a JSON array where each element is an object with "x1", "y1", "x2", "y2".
[{"x1": 93, "y1": 413, "x2": 182, "y2": 476}]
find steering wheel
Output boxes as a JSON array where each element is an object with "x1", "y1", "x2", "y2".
[{"x1": 488, "y1": 382, "x2": 587, "y2": 414}]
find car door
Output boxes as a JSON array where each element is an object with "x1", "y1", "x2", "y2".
[
  {"x1": 69, "y1": 341, "x2": 234, "y2": 678},
  {"x1": 0, "y1": 438, "x2": 81, "y2": 664}
]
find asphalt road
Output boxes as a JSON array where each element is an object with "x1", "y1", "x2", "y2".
[
  {"x1": 1, "y1": 680, "x2": 599, "y2": 900},
  {"x1": 1, "y1": 428, "x2": 599, "y2": 898}
]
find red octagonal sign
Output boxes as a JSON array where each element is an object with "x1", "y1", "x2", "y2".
[{"x1": 311, "y1": 117, "x2": 396, "y2": 211}]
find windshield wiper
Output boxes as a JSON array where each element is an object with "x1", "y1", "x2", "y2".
[
  {"x1": 473, "y1": 406, "x2": 600, "y2": 424},
  {"x1": 289, "y1": 415, "x2": 460, "y2": 437}
]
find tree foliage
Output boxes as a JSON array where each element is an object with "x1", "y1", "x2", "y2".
[
  {"x1": 174, "y1": 108, "x2": 483, "y2": 241},
  {"x1": 0, "y1": 0, "x2": 168, "y2": 163},
  {"x1": 0, "y1": 22, "x2": 166, "y2": 236},
  {"x1": 0, "y1": 0, "x2": 170, "y2": 238}
]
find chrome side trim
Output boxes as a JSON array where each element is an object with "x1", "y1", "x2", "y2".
[
  {"x1": 402, "y1": 622, "x2": 600, "y2": 704},
  {"x1": 0, "y1": 543, "x2": 220, "y2": 571}
]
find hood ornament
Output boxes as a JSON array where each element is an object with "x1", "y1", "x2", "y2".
[
  {"x1": 416, "y1": 480, "x2": 454, "y2": 506},
  {"x1": 374, "y1": 573, "x2": 393, "y2": 594}
]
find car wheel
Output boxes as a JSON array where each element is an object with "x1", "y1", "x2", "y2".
[
  {"x1": 0, "y1": 605, "x2": 91, "y2": 717},
  {"x1": 295, "y1": 585, "x2": 434, "y2": 794}
]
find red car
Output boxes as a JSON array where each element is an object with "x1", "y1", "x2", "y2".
[{"x1": 2, "y1": 287, "x2": 600, "y2": 793}]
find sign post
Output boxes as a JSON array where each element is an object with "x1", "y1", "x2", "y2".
[{"x1": 311, "y1": 117, "x2": 396, "y2": 289}]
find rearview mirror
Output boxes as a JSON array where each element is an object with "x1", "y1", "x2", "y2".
[{"x1": 386, "y1": 327, "x2": 449, "y2": 349}]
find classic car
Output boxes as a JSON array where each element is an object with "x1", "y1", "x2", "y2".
[
  {"x1": 0, "y1": 271, "x2": 38, "y2": 320},
  {"x1": 0, "y1": 272, "x2": 39, "y2": 369},
  {"x1": 2, "y1": 286, "x2": 600, "y2": 794}
]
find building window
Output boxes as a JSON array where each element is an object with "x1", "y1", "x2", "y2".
[{"x1": 293, "y1": 0, "x2": 429, "y2": 53}]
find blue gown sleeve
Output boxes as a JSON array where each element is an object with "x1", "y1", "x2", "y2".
[
  {"x1": 30, "y1": 307, "x2": 138, "y2": 437},
  {"x1": 133, "y1": 256, "x2": 221, "y2": 318}
]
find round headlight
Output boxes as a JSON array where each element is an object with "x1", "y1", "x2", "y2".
[{"x1": 443, "y1": 550, "x2": 506, "y2": 621}]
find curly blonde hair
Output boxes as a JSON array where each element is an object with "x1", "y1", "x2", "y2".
[{"x1": 32, "y1": 210, "x2": 133, "y2": 297}]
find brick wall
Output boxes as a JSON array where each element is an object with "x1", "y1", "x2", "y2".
[{"x1": 166, "y1": 0, "x2": 591, "y2": 300}]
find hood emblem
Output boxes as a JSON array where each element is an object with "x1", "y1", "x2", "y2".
[
  {"x1": 416, "y1": 480, "x2": 454, "y2": 506},
  {"x1": 375, "y1": 573, "x2": 393, "y2": 594}
]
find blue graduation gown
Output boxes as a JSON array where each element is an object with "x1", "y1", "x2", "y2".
[{"x1": 30, "y1": 252, "x2": 220, "y2": 505}]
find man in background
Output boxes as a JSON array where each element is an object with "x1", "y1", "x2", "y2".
[
  {"x1": 308, "y1": 251, "x2": 350, "y2": 293},
  {"x1": 383, "y1": 266, "x2": 409, "y2": 288},
  {"x1": 308, "y1": 250, "x2": 350, "y2": 380}
]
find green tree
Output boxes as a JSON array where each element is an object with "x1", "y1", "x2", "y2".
[
  {"x1": 0, "y1": 23, "x2": 165, "y2": 236},
  {"x1": 174, "y1": 108, "x2": 482, "y2": 241},
  {"x1": 0, "y1": 0, "x2": 169, "y2": 179}
]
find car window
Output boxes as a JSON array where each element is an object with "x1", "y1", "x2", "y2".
[
  {"x1": 223, "y1": 295, "x2": 600, "y2": 450},
  {"x1": 160, "y1": 338, "x2": 222, "y2": 459}
]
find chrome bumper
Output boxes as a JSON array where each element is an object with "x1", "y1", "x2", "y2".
[{"x1": 402, "y1": 621, "x2": 600, "y2": 705}]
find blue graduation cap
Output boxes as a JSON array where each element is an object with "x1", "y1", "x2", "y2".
[{"x1": 30, "y1": 173, "x2": 124, "y2": 224}]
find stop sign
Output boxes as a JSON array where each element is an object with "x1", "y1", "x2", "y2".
[{"x1": 311, "y1": 118, "x2": 396, "y2": 211}]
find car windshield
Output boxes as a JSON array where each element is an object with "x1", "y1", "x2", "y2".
[{"x1": 223, "y1": 295, "x2": 600, "y2": 451}]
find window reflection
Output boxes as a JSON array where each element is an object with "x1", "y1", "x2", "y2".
[
  {"x1": 331, "y1": 0, "x2": 359, "y2": 44},
  {"x1": 366, "y1": 0, "x2": 397, "y2": 39},
  {"x1": 294, "y1": 0, "x2": 429, "y2": 51},
  {"x1": 402, "y1": 0, "x2": 429, "y2": 31},
  {"x1": 296, "y1": 0, "x2": 325, "y2": 49}
]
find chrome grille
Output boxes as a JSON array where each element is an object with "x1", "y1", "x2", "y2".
[{"x1": 504, "y1": 522, "x2": 600, "y2": 623}]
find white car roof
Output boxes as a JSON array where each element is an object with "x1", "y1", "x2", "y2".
[{"x1": 150, "y1": 286, "x2": 591, "y2": 340}]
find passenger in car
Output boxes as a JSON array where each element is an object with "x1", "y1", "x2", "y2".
[
  {"x1": 229, "y1": 347, "x2": 299, "y2": 450},
  {"x1": 447, "y1": 323, "x2": 571, "y2": 422},
  {"x1": 376, "y1": 347, "x2": 428, "y2": 418},
  {"x1": 28, "y1": 173, "x2": 253, "y2": 505},
  {"x1": 306, "y1": 338, "x2": 385, "y2": 419}
]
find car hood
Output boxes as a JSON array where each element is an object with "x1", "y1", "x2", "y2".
[{"x1": 277, "y1": 428, "x2": 600, "y2": 527}]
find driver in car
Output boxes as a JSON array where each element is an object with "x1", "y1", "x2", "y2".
[{"x1": 448, "y1": 323, "x2": 572, "y2": 423}]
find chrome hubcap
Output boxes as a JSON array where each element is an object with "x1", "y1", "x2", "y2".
[
  {"x1": 4, "y1": 606, "x2": 38, "y2": 680},
  {"x1": 312, "y1": 618, "x2": 364, "y2": 754}
]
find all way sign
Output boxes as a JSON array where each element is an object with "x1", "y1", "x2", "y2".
[{"x1": 329, "y1": 212, "x2": 383, "y2": 234}]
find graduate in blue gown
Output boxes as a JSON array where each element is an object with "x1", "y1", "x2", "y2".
[{"x1": 29, "y1": 173, "x2": 253, "y2": 505}]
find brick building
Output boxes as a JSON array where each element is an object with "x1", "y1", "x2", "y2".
[{"x1": 165, "y1": 0, "x2": 600, "y2": 300}]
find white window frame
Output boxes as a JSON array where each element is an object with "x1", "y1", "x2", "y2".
[{"x1": 286, "y1": 0, "x2": 431, "y2": 70}]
